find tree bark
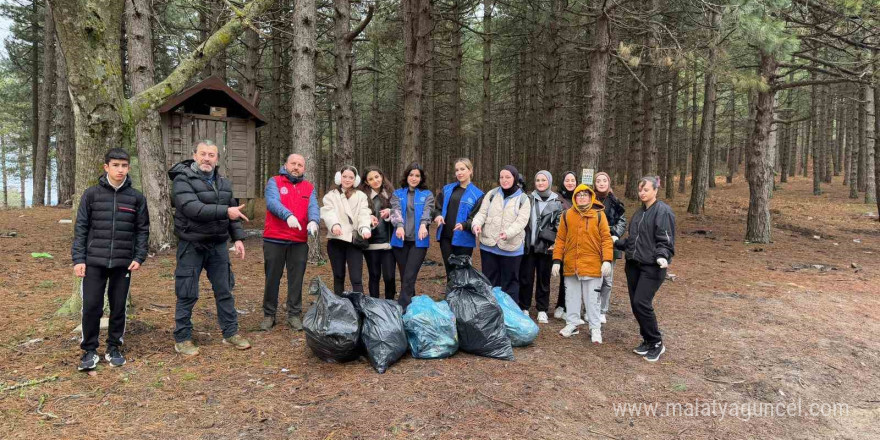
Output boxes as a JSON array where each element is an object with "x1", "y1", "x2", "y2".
[
  {"x1": 708, "y1": 95, "x2": 718, "y2": 189},
  {"x1": 727, "y1": 85, "x2": 737, "y2": 183},
  {"x1": 126, "y1": 0, "x2": 175, "y2": 251},
  {"x1": 866, "y1": 86, "x2": 876, "y2": 204},
  {"x1": 579, "y1": 3, "x2": 610, "y2": 171},
  {"x1": 1, "y1": 135, "x2": 6, "y2": 208},
  {"x1": 665, "y1": 71, "x2": 678, "y2": 199},
  {"x1": 625, "y1": 79, "x2": 642, "y2": 199},
  {"x1": 848, "y1": 88, "x2": 859, "y2": 199},
  {"x1": 687, "y1": 7, "x2": 720, "y2": 214},
  {"x1": 812, "y1": 81, "x2": 822, "y2": 195},
  {"x1": 745, "y1": 51, "x2": 777, "y2": 243},
  {"x1": 55, "y1": 40, "x2": 75, "y2": 206},
  {"x1": 400, "y1": 0, "x2": 431, "y2": 168},
  {"x1": 873, "y1": 50, "x2": 880, "y2": 219},
  {"x1": 333, "y1": 1, "x2": 373, "y2": 167},
  {"x1": 33, "y1": 4, "x2": 56, "y2": 207},
  {"x1": 31, "y1": 0, "x2": 39, "y2": 196}
]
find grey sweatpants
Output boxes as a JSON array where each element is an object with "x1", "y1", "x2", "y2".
[
  {"x1": 564, "y1": 275, "x2": 603, "y2": 330},
  {"x1": 599, "y1": 263, "x2": 615, "y2": 314}
]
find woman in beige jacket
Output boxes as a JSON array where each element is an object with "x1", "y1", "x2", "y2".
[
  {"x1": 467, "y1": 165, "x2": 531, "y2": 305},
  {"x1": 320, "y1": 166, "x2": 373, "y2": 295}
]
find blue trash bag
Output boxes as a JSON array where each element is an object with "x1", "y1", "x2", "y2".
[
  {"x1": 492, "y1": 287, "x2": 539, "y2": 347},
  {"x1": 402, "y1": 295, "x2": 458, "y2": 359},
  {"x1": 445, "y1": 255, "x2": 514, "y2": 360}
]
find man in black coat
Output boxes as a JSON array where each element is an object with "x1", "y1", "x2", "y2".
[
  {"x1": 72, "y1": 148, "x2": 150, "y2": 371},
  {"x1": 169, "y1": 140, "x2": 251, "y2": 356}
]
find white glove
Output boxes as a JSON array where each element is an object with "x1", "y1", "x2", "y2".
[
  {"x1": 286, "y1": 215, "x2": 302, "y2": 230},
  {"x1": 307, "y1": 221, "x2": 319, "y2": 236},
  {"x1": 656, "y1": 258, "x2": 668, "y2": 269},
  {"x1": 611, "y1": 236, "x2": 619, "y2": 243},
  {"x1": 601, "y1": 261, "x2": 612, "y2": 277},
  {"x1": 551, "y1": 263, "x2": 560, "y2": 277}
]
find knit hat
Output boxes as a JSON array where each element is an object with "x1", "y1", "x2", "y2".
[{"x1": 594, "y1": 171, "x2": 612, "y2": 198}]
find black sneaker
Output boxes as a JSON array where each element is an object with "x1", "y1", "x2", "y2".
[
  {"x1": 644, "y1": 342, "x2": 666, "y2": 362},
  {"x1": 633, "y1": 341, "x2": 651, "y2": 355},
  {"x1": 105, "y1": 346, "x2": 126, "y2": 367},
  {"x1": 78, "y1": 350, "x2": 99, "y2": 371}
]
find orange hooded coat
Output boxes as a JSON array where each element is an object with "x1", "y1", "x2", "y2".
[{"x1": 551, "y1": 184, "x2": 614, "y2": 278}]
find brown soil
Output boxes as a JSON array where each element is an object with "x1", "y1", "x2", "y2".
[{"x1": 0, "y1": 176, "x2": 878, "y2": 439}]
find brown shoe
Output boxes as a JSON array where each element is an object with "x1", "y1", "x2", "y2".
[
  {"x1": 287, "y1": 315, "x2": 303, "y2": 331},
  {"x1": 259, "y1": 316, "x2": 275, "y2": 331},
  {"x1": 222, "y1": 334, "x2": 252, "y2": 350},
  {"x1": 174, "y1": 340, "x2": 200, "y2": 356}
]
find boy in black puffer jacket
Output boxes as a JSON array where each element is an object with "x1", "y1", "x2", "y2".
[{"x1": 72, "y1": 148, "x2": 150, "y2": 371}]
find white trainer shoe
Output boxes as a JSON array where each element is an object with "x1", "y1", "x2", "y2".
[
  {"x1": 600, "y1": 314, "x2": 607, "y2": 324},
  {"x1": 537, "y1": 311, "x2": 548, "y2": 323},
  {"x1": 553, "y1": 307, "x2": 565, "y2": 319},
  {"x1": 559, "y1": 324, "x2": 580, "y2": 337},
  {"x1": 591, "y1": 328, "x2": 603, "y2": 344}
]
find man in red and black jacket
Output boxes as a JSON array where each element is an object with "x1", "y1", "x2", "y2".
[
  {"x1": 72, "y1": 148, "x2": 149, "y2": 371},
  {"x1": 260, "y1": 153, "x2": 320, "y2": 331}
]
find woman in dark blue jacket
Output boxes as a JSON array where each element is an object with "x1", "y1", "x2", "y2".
[
  {"x1": 390, "y1": 163, "x2": 435, "y2": 309},
  {"x1": 433, "y1": 158, "x2": 484, "y2": 279}
]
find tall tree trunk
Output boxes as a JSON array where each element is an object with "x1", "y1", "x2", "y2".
[
  {"x1": 727, "y1": 85, "x2": 737, "y2": 183},
  {"x1": 579, "y1": 3, "x2": 610, "y2": 171},
  {"x1": 873, "y1": 50, "x2": 880, "y2": 219},
  {"x1": 665, "y1": 71, "x2": 678, "y2": 199},
  {"x1": 332, "y1": 1, "x2": 373, "y2": 167},
  {"x1": 481, "y1": 0, "x2": 494, "y2": 183},
  {"x1": 812, "y1": 80, "x2": 822, "y2": 195},
  {"x1": 33, "y1": 5, "x2": 57, "y2": 207},
  {"x1": 745, "y1": 51, "x2": 777, "y2": 243},
  {"x1": 1, "y1": 135, "x2": 6, "y2": 208},
  {"x1": 19, "y1": 140, "x2": 26, "y2": 209},
  {"x1": 708, "y1": 95, "x2": 718, "y2": 188},
  {"x1": 242, "y1": 28, "x2": 261, "y2": 190},
  {"x1": 269, "y1": 30, "x2": 283, "y2": 173},
  {"x1": 126, "y1": 0, "x2": 175, "y2": 251},
  {"x1": 400, "y1": 0, "x2": 431, "y2": 168},
  {"x1": 848, "y1": 89, "x2": 859, "y2": 199},
  {"x1": 31, "y1": 0, "x2": 39, "y2": 195},
  {"x1": 866, "y1": 86, "x2": 876, "y2": 204},
  {"x1": 678, "y1": 71, "x2": 690, "y2": 194},
  {"x1": 291, "y1": 0, "x2": 324, "y2": 263},
  {"x1": 625, "y1": 79, "x2": 642, "y2": 199},
  {"x1": 449, "y1": 0, "x2": 463, "y2": 151},
  {"x1": 687, "y1": 7, "x2": 720, "y2": 214},
  {"x1": 55, "y1": 40, "x2": 75, "y2": 205}
]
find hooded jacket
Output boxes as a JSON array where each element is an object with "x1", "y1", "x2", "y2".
[
  {"x1": 552, "y1": 185, "x2": 614, "y2": 278},
  {"x1": 614, "y1": 199, "x2": 675, "y2": 265},
  {"x1": 168, "y1": 160, "x2": 245, "y2": 244},
  {"x1": 72, "y1": 174, "x2": 150, "y2": 268}
]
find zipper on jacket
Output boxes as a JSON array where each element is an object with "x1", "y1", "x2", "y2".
[{"x1": 109, "y1": 189, "x2": 117, "y2": 268}]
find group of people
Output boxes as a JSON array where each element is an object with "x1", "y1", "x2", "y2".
[{"x1": 71, "y1": 140, "x2": 676, "y2": 372}]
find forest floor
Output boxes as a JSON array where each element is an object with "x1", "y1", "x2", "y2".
[{"x1": 0, "y1": 175, "x2": 879, "y2": 440}]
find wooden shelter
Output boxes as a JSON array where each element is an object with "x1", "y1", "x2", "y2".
[{"x1": 159, "y1": 76, "x2": 266, "y2": 199}]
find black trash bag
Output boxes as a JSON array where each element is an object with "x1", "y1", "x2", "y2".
[
  {"x1": 346, "y1": 292, "x2": 408, "y2": 373},
  {"x1": 303, "y1": 280, "x2": 362, "y2": 363},
  {"x1": 308, "y1": 276, "x2": 328, "y2": 296},
  {"x1": 445, "y1": 255, "x2": 514, "y2": 360}
]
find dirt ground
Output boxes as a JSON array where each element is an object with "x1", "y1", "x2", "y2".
[{"x1": 0, "y1": 175, "x2": 878, "y2": 439}]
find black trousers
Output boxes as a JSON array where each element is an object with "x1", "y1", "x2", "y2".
[
  {"x1": 364, "y1": 248, "x2": 396, "y2": 299},
  {"x1": 262, "y1": 241, "x2": 308, "y2": 318},
  {"x1": 518, "y1": 251, "x2": 552, "y2": 312},
  {"x1": 392, "y1": 241, "x2": 427, "y2": 309},
  {"x1": 438, "y1": 236, "x2": 473, "y2": 278},
  {"x1": 174, "y1": 240, "x2": 239, "y2": 343},
  {"x1": 556, "y1": 275, "x2": 567, "y2": 311},
  {"x1": 624, "y1": 260, "x2": 665, "y2": 344},
  {"x1": 80, "y1": 265, "x2": 131, "y2": 351},
  {"x1": 480, "y1": 249, "x2": 522, "y2": 306},
  {"x1": 327, "y1": 239, "x2": 365, "y2": 295}
]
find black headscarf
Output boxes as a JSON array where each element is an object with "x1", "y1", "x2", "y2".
[
  {"x1": 559, "y1": 171, "x2": 576, "y2": 201},
  {"x1": 500, "y1": 165, "x2": 520, "y2": 198}
]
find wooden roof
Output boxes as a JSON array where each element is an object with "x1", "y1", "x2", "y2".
[{"x1": 158, "y1": 76, "x2": 267, "y2": 126}]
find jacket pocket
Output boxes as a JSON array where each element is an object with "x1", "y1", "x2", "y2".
[{"x1": 175, "y1": 266, "x2": 199, "y2": 299}]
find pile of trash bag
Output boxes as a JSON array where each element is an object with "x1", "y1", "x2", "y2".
[
  {"x1": 445, "y1": 255, "x2": 514, "y2": 361},
  {"x1": 346, "y1": 292, "x2": 408, "y2": 374},
  {"x1": 303, "y1": 282, "x2": 361, "y2": 363},
  {"x1": 492, "y1": 287, "x2": 539, "y2": 346},
  {"x1": 402, "y1": 295, "x2": 458, "y2": 359}
]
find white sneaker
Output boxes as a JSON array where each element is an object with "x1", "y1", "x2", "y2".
[
  {"x1": 591, "y1": 328, "x2": 603, "y2": 344},
  {"x1": 553, "y1": 307, "x2": 565, "y2": 319},
  {"x1": 600, "y1": 314, "x2": 607, "y2": 324},
  {"x1": 537, "y1": 311, "x2": 548, "y2": 323},
  {"x1": 559, "y1": 324, "x2": 580, "y2": 338},
  {"x1": 522, "y1": 309, "x2": 529, "y2": 316}
]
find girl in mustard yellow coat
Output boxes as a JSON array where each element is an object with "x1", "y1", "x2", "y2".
[{"x1": 551, "y1": 184, "x2": 614, "y2": 343}]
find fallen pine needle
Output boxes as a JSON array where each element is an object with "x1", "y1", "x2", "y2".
[
  {"x1": 704, "y1": 377, "x2": 745, "y2": 385},
  {"x1": 0, "y1": 375, "x2": 59, "y2": 392}
]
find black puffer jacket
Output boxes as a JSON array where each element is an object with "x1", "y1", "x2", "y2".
[
  {"x1": 168, "y1": 160, "x2": 245, "y2": 243},
  {"x1": 72, "y1": 175, "x2": 150, "y2": 268},
  {"x1": 614, "y1": 200, "x2": 675, "y2": 265},
  {"x1": 523, "y1": 191, "x2": 565, "y2": 255},
  {"x1": 599, "y1": 193, "x2": 627, "y2": 238}
]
